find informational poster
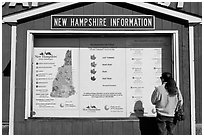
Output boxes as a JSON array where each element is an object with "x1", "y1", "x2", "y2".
[
  {"x1": 33, "y1": 48, "x2": 79, "y2": 117},
  {"x1": 32, "y1": 47, "x2": 162, "y2": 117},
  {"x1": 80, "y1": 47, "x2": 126, "y2": 117},
  {"x1": 126, "y1": 48, "x2": 162, "y2": 117}
]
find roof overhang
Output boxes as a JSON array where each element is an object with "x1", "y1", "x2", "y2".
[
  {"x1": 129, "y1": 2, "x2": 202, "y2": 24},
  {"x1": 2, "y1": 2, "x2": 76, "y2": 23},
  {"x1": 2, "y1": 2, "x2": 202, "y2": 24}
]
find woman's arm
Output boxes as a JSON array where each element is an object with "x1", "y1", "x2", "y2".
[
  {"x1": 151, "y1": 87, "x2": 159, "y2": 105},
  {"x1": 178, "y1": 89, "x2": 184, "y2": 106}
]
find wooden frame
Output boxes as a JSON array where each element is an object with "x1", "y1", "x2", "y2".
[
  {"x1": 9, "y1": 25, "x2": 17, "y2": 135},
  {"x1": 189, "y1": 26, "x2": 196, "y2": 135},
  {"x1": 24, "y1": 30, "x2": 179, "y2": 119}
]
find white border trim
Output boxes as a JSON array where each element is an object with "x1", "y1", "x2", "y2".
[
  {"x1": 9, "y1": 26, "x2": 17, "y2": 135},
  {"x1": 25, "y1": 32, "x2": 34, "y2": 119},
  {"x1": 25, "y1": 30, "x2": 180, "y2": 119},
  {"x1": 173, "y1": 31, "x2": 180, "y2": 87},
  {"x1": 189, "y1": 26, "x2": 196, "y2": 135}
]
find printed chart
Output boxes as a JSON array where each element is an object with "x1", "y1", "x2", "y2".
[
  {"x1": 33, "y1": 48, "x2": 79, "y2": 117},
  {"x1": 32, "y1": 47, "x2": 161, "y2": 117}
]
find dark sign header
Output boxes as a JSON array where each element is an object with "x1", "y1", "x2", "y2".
[{"x1": 51, "y1": 15, "x2": 155, "y2": 29}]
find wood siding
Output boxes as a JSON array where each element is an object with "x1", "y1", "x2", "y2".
[
  {"x1": 14, "y1": 119, "x2": 142, "y2": 135},
  {"x1": 11, "y1": 2, "x2": 201, "y2": 135},
  {"x1": 2, "y1": 24, "x2": 11, "y2": 122},
  {"x1": 194, "y1": 24, "x2": 202, "y2": 124}
]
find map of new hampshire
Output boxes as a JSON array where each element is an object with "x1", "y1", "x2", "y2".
[{"x1": 50, "y1": 50, "x2": 76, "y2": 98}]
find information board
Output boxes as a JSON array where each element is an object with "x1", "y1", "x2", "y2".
[
  {"x1": 80, "y1": 48, "x2": 126, "y2": 117},
  {"x1": 126, "y1": 48, "x2": 162, "y2": 117},
  {"x1": 32, "y1": 47, "x2": 161, "y2": 117},
  {"x1": 33, "y1": 48, "x2": 79, "y2": 117}
]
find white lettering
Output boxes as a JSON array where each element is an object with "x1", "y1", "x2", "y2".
[
  {"x1": 117, "y1": 18, "x2": 120, "y2": 26},
  {"x1": 110, "y1": 17, "x2": 152, "y2": 27},
  {"x1": 103, "y1": 18, "x2": 107, "y2": 26},
  {"x1": 125, "y1": 18, "x2": 129, "y2": 26},
  {"x1": 79, "y1": 18, "x2": 83, "y2": 26},
  {"x1": 143, "y1": 19, "x2": 147, "y2": 26},
  {"x1": 99, "y1": 18, "x2": 103, "y2": 26},
  {"x1": 157, "y1": 2, "x2": 171, "y2": 7},
  {"x1": 79, "y1": 18, "x2": 84, "y2": 26},
  {"x1": 137, "y1": 18, "x2": 141, "y2": 26},
  {"x1": 92, "y1": 18, "x2": 97, "y2": 26},
  {"x1": 70, "y1": 18, "x2": 75, "y2": 26},
  {"x1": 31, "y1": 2, "x2": 38, "y2": 7},
  {"x1": 111, "y1": 18, "x2": 116, "y2": 26},
  {"x1": 84, "y1": 18, "x2": 88, "y2": 26},
  {"x1": 120, "y1": 18, "x2": 124, "y2": 26},
  {"x1": 54, "y1": 18, "x2": 61, "y2": 26},
  {"x1": 134, "y1": 18, "x2": 138, "y2": 26},
  {"x1": 62, "y1": 18, "x2": 67, "y2": 26},
  {"x1": 88, "y1": 18, "x2": 92, "y2": 26},
  {"x1": 148, "y1": 18, "x2": 152, "y2": 26},
  {"x1": 129, "y1": 18, "x2": 133, "y2": 26},
  {"x1": 3, "y1": 2, "x2": 38, "y2": 7},
  {"x1": 177, "y1": 2, "x2": 184, "y2": 8},
  {"x1": 75, "y1": 19, "x2": 79, "y2": 26},
  {"x1": 157, "y1": 2, "x2": 184, "y2": 8},
  {"x1": 9, "y1": 2, "x2": 29, "y2": 7}
]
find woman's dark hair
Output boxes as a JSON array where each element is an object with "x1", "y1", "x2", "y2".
[
  {"x1": 161, "y1": 72, "x2": 178, "y2": 96},
  {"x1": 161, "y1": 72, "x2": 172, "y2": 82},
  {"x1": 165, "y1": 78, "x2": 178, "y2": 96}
]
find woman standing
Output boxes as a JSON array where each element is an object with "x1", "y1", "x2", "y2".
[{"x1": 151, "y1": 72, "x2": 183, "y2": 135}]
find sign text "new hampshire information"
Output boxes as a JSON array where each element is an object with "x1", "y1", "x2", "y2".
[{"x1": 51, "y1": 15, "x2": 155, "y2": 29}]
